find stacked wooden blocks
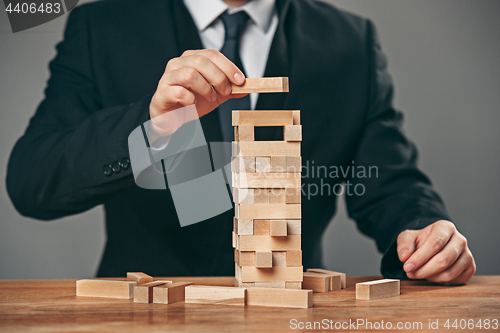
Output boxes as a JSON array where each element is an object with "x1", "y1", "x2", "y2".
[{"x1": 232, "y1": 108, "x2": 303, "y2": 290}]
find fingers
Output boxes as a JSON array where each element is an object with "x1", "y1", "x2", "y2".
[
  {"x1": 403, "y1": 221, "x2": 455, "y2": 274},
  {"x1": 397, "y1": 229, "x2": 419, "y2": 262},
  {"x1": 163, "y1": 67, "x2": 216, "y2": 103},
  {"x1": 425, "y1": 248, "x2": 476, "y2": 285},
  {"x1": 406, "y1": 232, "x2": 467, "y2": 279}
]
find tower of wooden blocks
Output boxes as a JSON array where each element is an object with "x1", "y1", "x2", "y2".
[{"x1": 232, "y1": 107, "x2": 302, "y2": 289}]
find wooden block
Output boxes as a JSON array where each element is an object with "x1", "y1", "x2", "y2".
[
  {"x1": 284, "y1": 125, "x2": 302, "y2": 142},
  {"x1": 231, "y1": 156, "x2": 255, "y2": 173},
  {"x1": 238, "y1": 235, "x2": 301, "y2": 252},
  {"x1": 237, "y1": 141, "x2": 300, "y2": 157},
  {"x1": 232, "y1": 110, "x2": 293, "y2": 126},
  {"x1": 232, "y1": 231, "x2": 236, "y2": 248},
  {"x1": 286, "y1": 156, "x2": 302, "y2": 173},
  {"x1": 127, "y1": 272, "x2": 153, "y2": 285},
  {"x1": 285, "y1": 282, "x2": 302, "y2": 290},
  {"x1": 270, "y1": 156, "x2": 287, "y2": 173},
  {"x1": 237, "y1": 204, "x2": 301, "y2": 219},
  {"x1": 76, "y1": 280, "x2": 136, "y2": 299},
  {"x1": 240, "y1": 266, "x2": 303, "y2": 282},
  {"x1": 255, "y1": 157, "x2": 271, "y2": 172},
  {"x1": 270, "y1": 220, "x2": 287, "y2": 236},
  {"x1": 185, "y1": 285, "x2": 246, "y2": 306},
  {"x1": 234, "y1": 127, "x2": 239, "y2": 141},
  {"x1": 269, "y1": 189, "x2": 286, "y2": 204},
  {"x1": 246, "y1": 288, "x2": 312, "y2": 309},
  {"x1": 286, "y1": 250, "x2": 302, "y2": 267},
  {"x1": 231, "y1": 77, "x2": 289, "y2": 94},
  {"x1": 237, "y1": 251, "x2": 255, "y2": 266},
  {"x1": 356, "y1": 279, "x2": 400, "y2": 300},
  {"x1": 253, "y1": 188, "x2": 270, "y2": 203},
  {"x1": 238, "y1": 126, "x2": 254, "y2": 141},
  {"x1": 302, "y1": 272, "x2": 329, "y2": 293},
  {"x1": 287, "y1": 220, "x2": 301, "y2": 235},
  {"x1": 306, "y1": 269, "x2": 347, "y2": 289},
  {"x1": 253, "y1": 220, "x2": 270, "y2": 235},
  {"x1": 292, "y1": 111, "x2": 300, "y2": 125},
  {"x1": 237, "y1": 172, "x2": 300, "y2": 189},
  {"x1": 255, "y1": 282, "x2": 285, "y2": 288},
  {"x1": 285, "y1": 188, "x2": 301, "y2": 204},
  {"x1": 272, "y1": 251, "x2": 286, "y2": 266},
  {"x1": 153, "y1": 282, "x2": 194, "y2": 304},
  {"x1": 255, "y1": 252, "x2": 272, "y2": 268},
  {"x1": 236, "y1": 218, "x2": 253, "y2": 235},
  {"x1": 236, "y1": 281, "x2": 255, "y2": 288},
  {"x1": 233, "y1": 188, "x2": 253, "y2": 204},
  {"x1": 134, "y1": 281, "x2": 172, "y2": 303}
]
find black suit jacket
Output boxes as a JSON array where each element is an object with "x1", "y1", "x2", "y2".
[{"x1": 6, "y1": 0, "x2": 450, "y2": 278}]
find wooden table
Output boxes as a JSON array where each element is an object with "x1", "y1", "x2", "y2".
[{"x1": 1, "y1": 276, "x2": 499, "y2": 332}]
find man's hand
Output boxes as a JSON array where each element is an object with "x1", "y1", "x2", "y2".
[
  {"x1": 150, "y1": 49, "x2": 248, "y2": 119},
  {"x1": 397, "y1": 220, "x2": 476, "y2": 285}
]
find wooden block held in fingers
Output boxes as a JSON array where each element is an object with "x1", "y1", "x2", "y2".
[
  {"x1": 255, "y1": 281, "x2": 285, "y2": 288},
  {"x1": 303, "y1": 272, "x2": 329, "y2": 293},
  {"x1": 255, "y1": 252, "x2": 272, "y2": 268},
  {"x1": 284, "y1": 125, "x2": 302, "y2": 142},
  {"x1": 255, "y1": 157, "x2": 271, "y2": 172},
  {"x1": 285, "y1": 188, "x2": 301, "y2": 204},
  {"x1": 272, "y1": 251, "x2": 286, "y2": 266},
  {"x1": 231, "y1": 77, "x2": 289, "y2": 94},
  {"x1": 287, "y1": 220, "x2": 301, "y2": 235},
  {"x1": 270, "y1": 220, "x2": 287, "y2": 236},
  {"x1": 153, "y1": 282, "x2": 194, "y2": 304},
  {"x1": 270, "y1": 156, "x2": 287, "y2": 173},
  {"x1": 127, "y1": 272, "x2": 153, "y2": 285},
  {"x1": 232, "y1": 110, "x2": 293, "y2": 126},
  {"x1": 76, "y1": 280, "x2": 136, "y2": 299},
  {"x1": 246, "y1": 287, "x2": 312, "y2": 308},
  {"x1": 134, "y1": 281, "x2": 172, "y2": 303},
  {"x1": 285, "y1": 282, "x2": 302, "y2": 290},
  {"x1": 238, "y1": 141, "x2": 300, "y2": 157},
  {"x1": 286, "y1": 156, "x2": 302, "y2": 173},
  {"x1": 238, "y1": 204, "x2": 301, "y2": 219},
  {"x1": 356, "y1": 279, "x2": 400, "y2": 300},
  {"x1": 185, "y1": 285, "x2": 246, "y2": 306},
  {"x1": 306, "y1": 269, "x2": 346, "y2": 289},
  {"x1": 240, "y1": 266, "x2": 303, "y2": 282},
  {"x1": 253, "y1": 220, "x2": 270, "y2": 235},
  {"x1": 238, "y1": 126, "x2": 254, "y2": 141},
  {"x1": 238, "y1": 235, "x2": 301, "y2": 252},
  {"x1": 286, "y1": 250, "x2": 302, "y2": 267}
]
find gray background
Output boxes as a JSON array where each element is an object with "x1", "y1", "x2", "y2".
[{"x1": 0, "y1": 0, "x2": 499, "y2": 279}]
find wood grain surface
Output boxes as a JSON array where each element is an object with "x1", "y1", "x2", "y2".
[{"x1": 0, "y1": 276, "x2": 499, "y2": 332}]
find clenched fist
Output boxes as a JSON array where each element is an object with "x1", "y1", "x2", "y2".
[
  {"x1": 397, "y1": 220, "x2": 476, "y2": 285},
  {"x1": 150, "y1": 49, "x2": 249, "y2": 119}
]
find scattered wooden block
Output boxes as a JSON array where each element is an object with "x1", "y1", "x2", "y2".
[
  {"x1": 134, "y1": 281, "x2": 172, "y2": 303},
  {"x1": 76, "y1": 280, "x2": 136, "y2": 299},
  {"x1": 356, "y1": 279, "x2": 400, "y2": 300},
  {"x1": 292, "y1": 111, "x2": 300, "y2": 125},
  {"x1": 286, "y1": 156, "x2": 302, "y2": 173},
  {"x1": 246, "y1": 288, "x2": 312, "y2": 309},
  {"x1": 239, "y1": 266, "x2": 303, "y2": 282},
  {"x1": 306, "y1": 269, "x2": 346, "y2": 289},
  {"x1": 286, "y1": 220, "x2": 301, "y2": 235},
  {"x1": 185, "y1": 285, "x2": 246, "y2": 306},
  {"x1": 284, "y1": 125, "x2": 302, "y2": 141},
  {"x1": 270, "y1": 220, "x2": 287, "y2": 236},
  {"x1": 237, "y1": 250, "x2": 256, "y2": 266},
  {"x1": 238, "y1": 126, "x2": 254, "y2": 141},
  {"x1": 127, "y1": 272, "x2": 153, "y2": 285},
  {"x1": 237, "y1": 172, "x2": 301, "y2": 189},
  {"x1": 286, "y1": 250, "x2": 302, "y2": 267},
  {"x1": 238, "y1": 235, "x2": 301, "y2": 252},
  {"x1": 272, "y1": 251, "x2": 286, "y2": 266},
  {"x1": 255, "y1": 157, "x2": 271, "y2": 172},
  {"x1": 285, "y1": 187, "x2": 301, "y2": 204},
  {"x1": 237, "y1": 204, "x2": 301, "y2": 219},
  {"x1": 255, "y1": 252, "x2": 273, "y2": 268},
  {"x1": 285, "y1": 282, "x2": 302, "y2": 289},
  {"x1": 268, "y1": 189, "x2": 286, "y2": 204},
  {"x1": 231, "y1": 156, "x2": 256, "y2": 173},
  {"x1": 237, "y1": 141, "x2": 300, "y2": 157},
  {"x1": 231, "y1": 77, "x2": 289, "y2": 94},
  {"x1": 253, "y1": 220, "x2": 270, "y2": 235},
  {"x1": 302, "y1": 272, "x2": 329, "y2": 293},
  {"x1": 153, "y1": 282, "x2": 194, "y2": 304},
  {"x1": 232, "y1": 110, "x2": 293, "y2": 126},
  {"x1": 255, "y1": 281, "x2": 285, "y2": 288},
  {"x1": 270, "y1": 156, "x2": 287, "y2": 173}
]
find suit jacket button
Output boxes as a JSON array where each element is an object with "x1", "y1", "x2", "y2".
[
  {"x1": 112, "y1": 162, "x2": 121, "y2": 173},
  {"x1": 103, "y1": 164, "x2": 113, "y2": 176},
  {"x1": 120, "y1": 157, "x2": 130, "y2": 170}
]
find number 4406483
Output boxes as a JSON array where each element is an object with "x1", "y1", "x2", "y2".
[
  {"x1": 444, "y1": 319, "x2": 498, "y2": 330},
  {"x1": 5, "y1": 2, "x2": 61, "y2": 14}
]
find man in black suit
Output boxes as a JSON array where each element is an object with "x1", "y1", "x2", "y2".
[{"x1": 6, "y1": 0, "x2": 475, "y2": 284}]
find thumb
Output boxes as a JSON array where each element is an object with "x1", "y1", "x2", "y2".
[{"x1": 397, "y1": 229, "x2": 419, "y2": 262}]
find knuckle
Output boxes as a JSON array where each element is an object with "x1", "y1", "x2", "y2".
[
  {"x1": 436, "y1": 255, "x2": 449, "y2": 269},
  {"x1": 183, "y1": 68, "x2": 198, "y2": 83},
  {"x1": 182, "y1": 50, "x2": 194, "y2": 57},
  {"x1": 193, "y1": 55, "x2": 209, "y2": 67},
  {"x1": 432, "y1": 235, "x2": 446, "y2": 250},
  {"x1": 441, "y1": 271, "x2": 454, "y2": 282},
  {"x1": 204, "y1": 49, "x2": 218, "y2": 59},
  {"x1": 173, "y1": 87, "x2": 187, "y2": 100},
  {"x1": 213, "y1": 73, "x2": 227, "y2": 87}
]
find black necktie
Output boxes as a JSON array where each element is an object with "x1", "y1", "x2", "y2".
[{"x1": 218, "y1": 10, "x2": 251, "y2": 142}]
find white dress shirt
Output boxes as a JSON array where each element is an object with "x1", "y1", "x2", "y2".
[{"x1": 183, "y1": 0, "x2": 278, "y2": 109}]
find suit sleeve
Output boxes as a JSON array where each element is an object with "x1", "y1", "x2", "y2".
[
  {"x1": 6, "y1": 6, "x2": 151, "y2": 220},
  {"x1": 344, "y1": 20, "x2": 451, "y2": 279}
]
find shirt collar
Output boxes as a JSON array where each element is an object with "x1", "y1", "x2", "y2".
[{"x1": 183, "y1": 0, "x2": 276, "y2": 33}]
